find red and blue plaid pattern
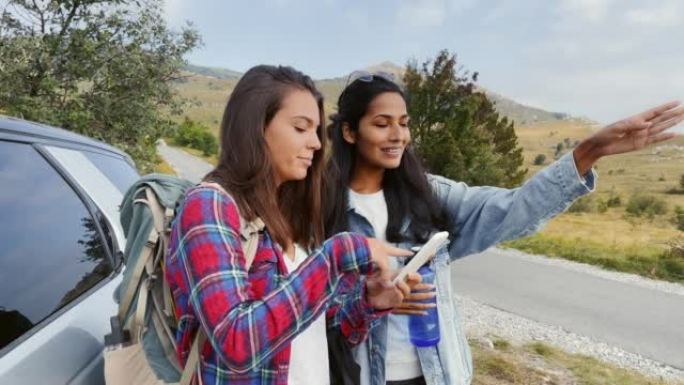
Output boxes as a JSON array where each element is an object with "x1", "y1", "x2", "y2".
[{"x1": 165, "y1": 185, "x2": 375, "y2": 384}]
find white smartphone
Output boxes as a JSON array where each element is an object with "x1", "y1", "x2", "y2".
[{"x1": 392, "y1": 231, "x2": 449, "y2": 284}]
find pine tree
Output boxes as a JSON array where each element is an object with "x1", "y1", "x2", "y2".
[{"x1": 404, "y1": 50, "x2": 526, "y2": 187}]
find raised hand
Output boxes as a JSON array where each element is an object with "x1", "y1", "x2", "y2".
[{"x1": 573, "y1": 101, "x2": 684, "y2": 175}]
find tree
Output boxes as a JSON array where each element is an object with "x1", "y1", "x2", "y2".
[
  {"x1": 174, "y1": 117, "x2": 218, "y2": 156},
  {"x1": 403, "y1": 50, "x2": 526, "y2": 187},
  {"x1": 0, "y1": 0, "x2": 200, "y2": 172}
]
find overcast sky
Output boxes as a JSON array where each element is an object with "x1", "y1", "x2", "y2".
[{"x1": 164, "y1": 0, "x2": 684, "y2": 127}]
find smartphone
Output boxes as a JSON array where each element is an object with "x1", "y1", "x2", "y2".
[{"x1": 392, "y1": 231, "x2": 449, "y2": 284}]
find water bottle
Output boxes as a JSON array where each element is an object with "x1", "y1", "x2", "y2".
[{"x1": 409, "y1": 264, "x2": 440, "y2": 347}]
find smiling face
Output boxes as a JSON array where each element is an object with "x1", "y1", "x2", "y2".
[
  {"x1": 264, "y1": 88, "x2": 322, "y2": 185},
  {"x1": 343, "y1": 91, "x2": 410, "y2": 172}
]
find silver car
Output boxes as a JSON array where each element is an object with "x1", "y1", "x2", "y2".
[{"x1": 0, "y1": 116, "x2": 139, "y2": 384}]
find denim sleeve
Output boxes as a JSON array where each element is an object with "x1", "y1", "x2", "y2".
[{"x1": 431, "y1": 151, "x2": 597, "y2": 260}]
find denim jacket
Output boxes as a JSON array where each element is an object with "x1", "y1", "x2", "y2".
[{"x1": 345, "y1": 152, "x2": 597, "y2": 385}]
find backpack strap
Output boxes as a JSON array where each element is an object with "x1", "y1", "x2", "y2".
[
  {"x1": 180, "y1": 182, "x2": 265, "y2": 385},
  {"x1": 118, "y1": 186, "x2": 169, "y2": 333}
]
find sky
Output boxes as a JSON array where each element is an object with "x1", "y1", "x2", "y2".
[{"x1": 164, "y1": 0, "x2": 684, "y2": 127}]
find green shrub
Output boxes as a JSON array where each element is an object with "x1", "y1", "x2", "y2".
[
  {"x1": 625, "y1": 194, "x2": 668, "y2": 218},
  {"x1": 596, "y1": 199, "x2": 608, "y2": 213},
  {"x1": 568, "y1": 195, "x2": 594, "y2": 213},
  {"x1": 599, "y1": 188, "x2": 621, "y2": 211},
  {"x1": 606, "y1": 195, "x2": 621, "y2": 208},
  {"x1": 174, "y1": 117, "x2": 218, "y2": 156},
  {"x1": 675, "y1": 206, "x2": 684, "y2": 231},
  {"x1": 533, "y1": 154, "x2": 546, "y2": 165}
]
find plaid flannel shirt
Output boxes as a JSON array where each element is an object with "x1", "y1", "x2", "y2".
[{"x1": 165, "y1": 185, "x2": 377, "y2": 385}]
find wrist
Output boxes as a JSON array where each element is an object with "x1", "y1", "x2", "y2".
[{"x1": 573, "y1": 138, "x2": 601, "y2": 176}]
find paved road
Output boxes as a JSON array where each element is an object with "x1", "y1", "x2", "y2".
[
  {"x1": 157, "y1": 141, "x2": 213, "y2": 183},
  {"x1": 159, "y1": 144, "x2": 684, "y2": 370},
  {"x1": 451, "y1": 248, "x2": 684, "y2": 369}
]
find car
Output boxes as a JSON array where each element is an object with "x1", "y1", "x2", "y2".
[{"x1": 0, "y1": 116, "x2": 140, "y2": 384}]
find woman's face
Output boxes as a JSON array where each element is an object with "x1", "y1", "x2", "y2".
[
  {"x1": 264, "y1": 88, "x2": 322, "y2": 185},
  {"x1": 345, "y1": 92, "x2": 410, "y2": 171}
]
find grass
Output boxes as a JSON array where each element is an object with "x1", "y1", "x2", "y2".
[
  {"x1": 471, "y1": 337, "x2": 683, "y2": 385},
  {"x1": 517, "y1": 122, "x2": 684, "y2": 210},
  {"x1": 502, "y1": 233, "x2": 684, "y2": 282},
  {"x1": 172, "y1": 74, "x2": 238, "y2": 136},
  {"x1": 154, "y1": 158, "x2": 176, "y2": 175},
  {"x1": 533, "y1": 209, "x2": 681, "y2": 248},
  {"x1": 172, "y1": 73, "x2": 344, "y2": 136},
  {"x1": 509, "y1": 122, "x2": 684, "y2": 281}
]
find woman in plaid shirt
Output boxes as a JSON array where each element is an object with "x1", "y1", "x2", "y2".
[{"x1": 166, "y1": 65, "x2": 419, "y2": 385}]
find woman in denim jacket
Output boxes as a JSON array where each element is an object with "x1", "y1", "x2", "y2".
[{"x1": 324, "y1": 72, "x2": 683, "y2": 385}]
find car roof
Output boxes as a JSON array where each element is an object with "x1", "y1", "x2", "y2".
[{"x1": 0, "y1": 115, "x2": 130, "y2": 159}]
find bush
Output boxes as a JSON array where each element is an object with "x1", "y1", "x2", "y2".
[
  {"x1": 174, "y1": 118, "x2": 218, "y2": 156},
  {"x1": 667, "y1": 238, "x2": 684, "y2": 257},
  {"x1": 675, "y1": 206, "x2": 684, "y2": 231},
  {"x1": 626, "y1": 194, "x2": 668, "y2": 218},
  {"x1": 533, "y1": 154, "x2": 546, "y2": 165},
  {"x1": 606, "y1": 189, "x2": 621, "y2": 208},
  {"x1": 568, "y1": 195, "x2": 594, "y2": 213},
  {"x1": 596, "y1": 199, "x2": 608, "y2": 213}
]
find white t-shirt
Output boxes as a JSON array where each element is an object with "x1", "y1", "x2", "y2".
[
  {"x1": 348, "y1": 189, "x2": 423, "y2": 382},
  {"x1": 284, "y1": 244, "x2": 330, "y2": 385}
]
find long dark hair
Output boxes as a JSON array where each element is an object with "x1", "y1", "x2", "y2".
[
  {"x1": 324, "y1": 77, "x2": 447, "y2": 243},
  {"x1": 206, "y1": 65, "x2": 326, "y2": 249}
]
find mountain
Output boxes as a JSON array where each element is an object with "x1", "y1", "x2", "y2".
[
  {"x1": 180, "y1": 62, "x2": 578, "y2": 126},
  {"x1": 184, "y1": 64, "x2": 242, "y2": 79},
  {"x1": 483, "y1": 90, "x2": 576, "y2": 125}
]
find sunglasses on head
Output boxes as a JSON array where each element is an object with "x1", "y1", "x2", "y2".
[{"x1": 343, "y1": 70, "x2": 397, "y2": 89}]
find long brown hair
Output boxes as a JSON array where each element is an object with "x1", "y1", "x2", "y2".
[
  {"x1": 205, "y1": 65, "x2": 326, "y2": 249},
  {"x1": 324, "y1": 76, "x2": 447, "y2": 243}
]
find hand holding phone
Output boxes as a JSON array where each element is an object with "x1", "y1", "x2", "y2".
[{"x1": 392, "y1": 231, "x2": 449, "y2": 284}]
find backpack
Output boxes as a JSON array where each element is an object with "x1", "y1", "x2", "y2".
[{"x1": 104, "y1": 175, "x2": 264, "y2": 385}]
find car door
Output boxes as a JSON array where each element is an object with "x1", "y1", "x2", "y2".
[{"x1": 0, "y1": 139, "x2": 138, "y2": 384}]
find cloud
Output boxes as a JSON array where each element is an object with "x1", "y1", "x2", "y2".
[
  {"x1": 559, "y1": 0, "x2": 613, "y2": 23},
  {"x1": 448, "y1": 0, "x2": 479, "y2": 13},
  {"x1": 624, "y1": 1, "x2": 682, "y2": 27},
  {"x1": 163, "y1": 0, "x2": 187, "y2": 26},
  {"x1": 397, "y1": 0, "x2": 447, "y2": 28}
]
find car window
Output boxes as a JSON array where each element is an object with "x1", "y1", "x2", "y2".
[
  {"x1": 45, "y1": 146, "x2": 136, "y2": 250},
  {"x1": 0, "y1": 141, "x2": 113, "y2": 351},
  {"x1": 81, "y1": 151, "x2": 139, "y2": 194}
]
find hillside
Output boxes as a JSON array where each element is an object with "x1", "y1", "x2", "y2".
[{"x1": 178, "y1": 62, "x2": 578, "y2": 127}]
